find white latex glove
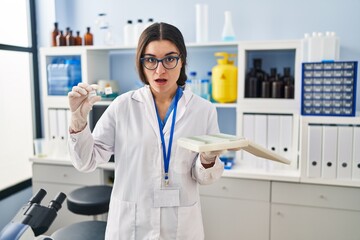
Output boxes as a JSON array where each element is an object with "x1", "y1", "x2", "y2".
[
  {"x1": 200, "y1": 150, "x2": 224, "y2": 164},
  {"x1": 68, "y1": 82, "x2": 101, "y2": 132}
]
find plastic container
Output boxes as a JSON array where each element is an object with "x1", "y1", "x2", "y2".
[
  {"x1": 211, "y1": 52, "x2": 237, "y2": 103},
  {"x1": 47, "y1": 57, "x2": 82, "y2": 96},
  {"x1": 124, "y1": 20, "x2": 135, "y2": 46},
  {"x1": 200, "y1": 78, "x2": 210, "y2": 100},
  {"x1": 189, "y1": 71, "x2": 201, "y2": 96},
  {"x1": 308, "y1": 32, "x2": 323, "y2": 62},
  {"x1": 134, "y1": 19, "x2": 144, "y2": 44},
  {"x1": 322, "y1": 31, "x2": 340, "y2": 61},
  {"x1": 196, "y1": 4, "x2": 208, "y2": 43}
]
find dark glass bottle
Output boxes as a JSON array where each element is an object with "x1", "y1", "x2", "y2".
[
  {"x1": 51, "y1": 22, "x2": 59, "y2": 47},
  {"x1": 75, "y1": 31, "x2": 82, "y2": 46},
  {"x1": 245, "y1": 58, "x2": 267, "y2": 98},
  {"x1": 66, "y1": 30, "x2": 75, "y2": 46},
  {"x1": 84, "y1": 27, "x2": 93, "y2": 46},
  {"x1": 272, "y1": 69, "x2": 284, "y2": 99},
  {"x1": 247, "y1": 68, "x2": 259, "y2": 98},
  {"x1": 282, "y1": 67, "x2": 295, "y2": 99},
  {"x1": 56, "y1": 30, "x2": 66, "y2": 46}
]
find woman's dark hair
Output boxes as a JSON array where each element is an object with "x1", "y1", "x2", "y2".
[{"x1": 136, "y1": 22, "x2": 187, "y2": 86}]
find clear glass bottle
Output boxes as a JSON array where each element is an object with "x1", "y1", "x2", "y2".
[
  {"x1": 51, "y1": 22, "x2": 59, "y2": 47},
  {"x1": 84, "y1": 27, "x2": 93, "y2": 46},
  {"x1": 56, "y1": 30, "x2": 66, "y2": 46},
  {"x1": 66, "y1": 30, "x2": 75, "y2": 46},
  {"x1": 221, "y1": 11, "x2": 236, "y2": 41}
]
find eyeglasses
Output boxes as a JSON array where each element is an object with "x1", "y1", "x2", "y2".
[{"x1": 140, "y1": 55, "x2": 181, "y2": 70}]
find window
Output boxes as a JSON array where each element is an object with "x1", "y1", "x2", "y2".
[{"x1": 0, "y1": 0, "x2": 40, "y2": 191}]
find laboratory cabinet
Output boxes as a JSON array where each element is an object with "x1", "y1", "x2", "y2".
[
  {"x1": 271, "y1": 182, "x2": 360, "y2": 240},
  {"x1": 199, "y1": 177, "x2": 270, "y2": 240}
]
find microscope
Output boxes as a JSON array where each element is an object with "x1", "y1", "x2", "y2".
[{"x1": 0, "y1": 189, "x2": 66, "y2": 240}]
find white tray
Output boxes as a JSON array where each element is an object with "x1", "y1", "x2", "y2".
[{"x1": 177, "y1": 133, "x2": 290, "y2": 164}]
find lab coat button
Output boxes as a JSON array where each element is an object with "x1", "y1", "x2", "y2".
[{"x1": 72, "y1": 138, "x2": 76, "y2": 142}]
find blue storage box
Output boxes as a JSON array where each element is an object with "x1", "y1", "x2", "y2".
[
  {"x1": 301, "y1": 61, "x2": 358, "y2": 116},
  {"x1": 47, "y1": 57, "x2": 82, "y2": 96}
]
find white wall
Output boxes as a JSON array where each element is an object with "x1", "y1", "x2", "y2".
[{"x1": 37, "y1": 0, "x2": 360, "y2": 62}]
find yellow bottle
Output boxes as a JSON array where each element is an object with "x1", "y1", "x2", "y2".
[{"x1": 211, "y1": 52, "x2": 237, "y2": 103}]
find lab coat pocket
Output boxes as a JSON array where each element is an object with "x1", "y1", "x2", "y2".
[
  {"x1": 177, "y1": 201, "x2": 204, "y2": 240},
  {"x1": 105, "y1": 197, "x2": 136, "y2": 240}
]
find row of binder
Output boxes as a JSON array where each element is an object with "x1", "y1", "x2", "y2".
[
  {"x1": 48, "y1": 108, "x2": 71, "y2": 158},
  {"x1": 241, "y1": 113, "x2": 297, "y2": 172},
  {"x1": 307, "y1": 124, "x2": 360, "y2": 180}
]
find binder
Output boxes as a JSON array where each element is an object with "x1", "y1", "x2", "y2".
[
  {"x1": 267, "y1": 115, "x2": 280, "y2": 171},
  {"x1": 307, "y1": 125, "x2": 322, "y2": 178},
  {"x1": 337, "y1": 126, "x2": 353, "y2": 180},
  {"x1": 322, "y1": 125, "x2": 337, "y2": 179},
  {"x1": 254, "y1": 114, "x2": 267, "y2": 170},
  {"x1": 56, "y1": 109, "x2": 68, "y2": 158},
  {"x1": 242, "y1": 114, "x2": 256, "y2": 168},
  {"x1": 48, "y1": 109, "x2": 58, "y2": 141},
  {"x1": 352, "y1": 126, "x2": 360, "y2": 180},
  {"x1": 57, "y1": 109, "x2": 68, "y2": 141},
  {"x1": 280, "y1": 115, "x2": 294, "y2": 170},
  {"x1": 177, "y1": 133, "x2": 290, "y2": 164}
]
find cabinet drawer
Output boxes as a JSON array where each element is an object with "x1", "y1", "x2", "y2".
[
  {"x1": 32, "y1": 163, "x2": 102, "y2": 185},
  {"x1": 200, "y1": 177, "x2": 270, "y2": 201},
  {"x1": 272, "y1": 182, "x2": 360, "y2": 211}
]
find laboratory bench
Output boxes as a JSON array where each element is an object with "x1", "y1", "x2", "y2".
[{"x1": 30, "y1": 157, "x2": 360, "y2": 240}]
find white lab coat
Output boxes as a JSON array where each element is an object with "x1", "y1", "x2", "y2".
[{"x1": 68, "y1": 85, "x2": 224, "y2": 240}]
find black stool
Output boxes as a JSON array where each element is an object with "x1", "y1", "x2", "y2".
[
  {"x1": 51, "y1": 185, "x2": 112, "y2": 240},
  {"x1": 51, "y1": 221, "x2": 107, "y2": 240},
  {"x1": 67, "y1": 185, "x2": 112, "y2": 219}
]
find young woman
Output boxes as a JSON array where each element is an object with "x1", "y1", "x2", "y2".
[{"x1": 68, "y1": 22, "x2": 224, "y2": 240}]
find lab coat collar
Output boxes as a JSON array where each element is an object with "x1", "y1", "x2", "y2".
[{"x1": 131, "y1": 85, "x2": 193, "y2": 134}]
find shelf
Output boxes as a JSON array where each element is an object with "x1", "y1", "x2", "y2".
[{"x1": 213, "y1": 103, "x2": 237, "y2": 108}]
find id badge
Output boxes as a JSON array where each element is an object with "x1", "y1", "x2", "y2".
[{"x1": 153, "y1": 188, "x2": 180, "y2": 208}]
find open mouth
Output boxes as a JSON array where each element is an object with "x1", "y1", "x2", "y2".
[{"x1": 155, "y1": 78, "x2": 167, "y2": 83}]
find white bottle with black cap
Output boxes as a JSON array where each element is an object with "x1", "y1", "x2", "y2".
[
  {"x1": 144, "y1": 18, "x2": 154, "y2": 30},
  {"x1": 134, "y1": 19, "x2": 144, "y2": 45},
  {"x1": 123, "y1": 20, "x2": 134, "y2": 46}
]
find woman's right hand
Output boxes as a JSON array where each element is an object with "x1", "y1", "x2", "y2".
[{"x1": 68, "y1": 83, "x2": 101, "y2": 132}]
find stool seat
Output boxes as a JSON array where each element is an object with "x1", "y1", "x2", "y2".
[
  {"x1": 67, "y1": 185, "x2": 112, "y2": 216},
  {"x1": 51, "y1": 221, "x2": 106, "y2": 240}
]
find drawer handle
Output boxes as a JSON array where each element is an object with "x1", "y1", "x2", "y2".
[
  {"x1": 319, "y1": 194, "x2": 326, "y2": 200},
  {"x1": 63, "y1": 174, "x2": 68, "y2": 178},
  {"x1": 222, "y1": 186, "x2": 228, "y2": 191},
  {"x1": 276, "y1": 211, "x2": 282, "y2": 216}
]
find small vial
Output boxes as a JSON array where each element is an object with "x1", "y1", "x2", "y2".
[
  {"x1": 104, "y1": 86, "x2": 113, "y2": 95},
  {"x1": 89, "y1": 90, "x2": 97, "y2": 97}
]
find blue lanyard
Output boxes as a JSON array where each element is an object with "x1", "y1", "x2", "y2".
[{"x1": 155, "y1": 87, "x2": 180, "y2": 186}]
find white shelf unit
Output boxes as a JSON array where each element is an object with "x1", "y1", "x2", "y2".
[
  {"x1": 237, "y1": 40, "x2": 302, "y2": 110},
  {"x1": 39, "y1": 40, "x2": 304, "y2": 178}
]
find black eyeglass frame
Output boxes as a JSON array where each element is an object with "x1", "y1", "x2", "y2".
[{"x1": 140, "y1": 55, "x2": 181, "y2": 70}]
